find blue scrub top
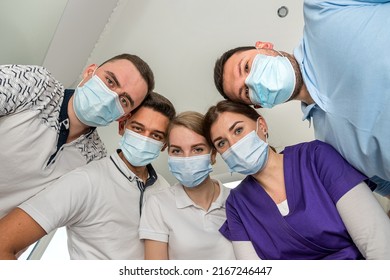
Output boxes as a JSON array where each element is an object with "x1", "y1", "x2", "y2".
[{"x1": 293, "y1": 0, "x2": 390, "y2": 193}]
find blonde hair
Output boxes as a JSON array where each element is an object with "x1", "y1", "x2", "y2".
[{"x1": 167, "y1": 111, "x2": 205, "y2": 146}]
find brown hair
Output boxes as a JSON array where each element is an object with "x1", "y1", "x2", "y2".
[
  {"x1": 131, "y1": 91, "x2": 176, "y2": 121},
  {"x1": 100, "y1": 53, "x2": 155, "y2": 94},
  {"x1": 214, "y1": 46, "x2": 255, "y2": 99},
  {"x1": 204, "y1": 100, "x2": 276, "y2": 153}
]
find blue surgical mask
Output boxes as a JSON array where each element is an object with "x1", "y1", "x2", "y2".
[
  {"x1": 221, "y1": 130, "x2": 269, "y2": 175},
  {"x1": 168, "y1": 154, "x2": 213, "y2": 188},
  {"x1": 245, "y1": 54, "x2": 295, "y2": 108},
  {"x1": 120, "y1": 129, "x2": 164, "y2": 167},
  {"x1": 73, "y1": 75, "x2": 125, "y2": 127}
]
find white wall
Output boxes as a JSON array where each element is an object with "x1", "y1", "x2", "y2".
[
  {"x1": 85, "y1": 0, "x2": 315, "y2": 184},
  {"x1": 0, "y1": 0, "x2": 68, "y2": 65}
]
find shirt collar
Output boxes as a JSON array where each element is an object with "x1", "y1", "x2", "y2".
[
  {"x1": 301, "y1": 102, "x2": 317, "y2": 121},
  {"x1": 174, "y1": 180, "x2": 227, "y2": 211},
  {"x1": 111, "y1": 150, "x2": 157, "y2": 187}
]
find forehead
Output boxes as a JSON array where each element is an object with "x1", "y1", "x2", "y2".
[
  {"x1": 101, "y1": 59, "x2": 148, "y2": 108},
  {"x1": 222, "y1": 49, "x2": 258, "y2": 102},
  {"x1": 169, "y1": 125, "x2": 207, "y2": 145},
  {"x1": 127, "y1": 107, "x2": 169, "y2": 130},
  {"x1": 100, "y1": 59, "x2": 136, "y2": 72},
  {"x1": 211, "y1": 111, "x2": 254, "y2": 134}
]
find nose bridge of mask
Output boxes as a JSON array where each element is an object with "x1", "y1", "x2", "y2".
[
  {"x1": 76, "y1": 66, "x2": 98, "y2": 88},
  {"x1": 222, "y1": 130, "x2": 256, "y2": 159},
  {"x1": 168, "y1": 154, "x2": 212, "y2": 188},
  {"x1": 79, "y1": 75, "x2": 125, "y2": 121},
  {"x1": 245, "y1": 53, "x2": 296, "y2": 108},
  {"x1": 120, "y1": 128, "x2": 164, "y2": 167},
  {"x1": 124, "y1": 128, "x2": 164, "y2": 150},
  {"x1": 170, "y1": 153, "x2": 210, "y2": 163}
]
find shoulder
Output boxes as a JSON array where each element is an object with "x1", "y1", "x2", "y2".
[
  {"x1": 146, "y1": 173, "x2": 171, "y2": 195},
  {"x1": 215, "y1": 180, "x2": 232, "y2": 201},
  {"x1": 0, "y1": 64, "x2": 52, "y2": 76},
  {"x1": 226, "y1": 177, "x2": 252, "y2": 201},
  {"x1": 0, "y1": 64, "x2": 62, "y2": 90},
  {"x1": 284, "y1": 140, "x2": 339, "y2": 158},
  {"x1": 75, "y1": 130, "x2": 107, "y2": 163},
  {"x1": 155, "y1": 173, "x2": 171, "y2": 189},
  {"x1": 145, "y1": 183, "x2": 176, "y2": 205}
]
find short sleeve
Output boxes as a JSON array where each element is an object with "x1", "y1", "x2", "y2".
[
  {"x1": 313, "y1": 141, "x2": 367, "y2": 203},
  {"x1": 0, "y1": 65, "x2": 63, "y2": 117},
  {"x1": 139, "y1": 194, "x2": 169, "y2": 242},
  {"x1": 219, "y1": 193, "x2": 250, "y2": 242},
  {"x1": 18, "y1": 170, "x2": 92, "y2": 233}
]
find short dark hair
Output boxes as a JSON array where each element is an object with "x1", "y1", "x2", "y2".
[
  {"x1": 204, "y1": 100, "x2": 261, "y2": 147},
  {"x1": 214, "y1": 46, "x2": 255, "y2": 99},
  {"x1": 100, "y1": 53, "x2": 155, "y2": 94},
  {"x1": 132, "y1": 91, "x2": 176, "y2": 121}
]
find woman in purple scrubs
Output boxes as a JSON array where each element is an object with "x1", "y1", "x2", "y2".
[{"x1": 204, "y1": 100, "x2": 390, "y2": 260}]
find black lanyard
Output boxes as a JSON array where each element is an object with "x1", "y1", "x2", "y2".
[{"x1": 110, "y1": 156, "x2": 146, "y2": 215}]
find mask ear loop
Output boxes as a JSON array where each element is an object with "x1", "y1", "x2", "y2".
[
  {"x1": 76, "y1": 66, "x2": 98, "y2": 88},
  {"x1": 275, "y1": 50, "x2": 285, "y2": 57}
]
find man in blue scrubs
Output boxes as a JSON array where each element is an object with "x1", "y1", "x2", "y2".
[{"x1": 213, "y1": 0, "x2": 390, "y2": 199}]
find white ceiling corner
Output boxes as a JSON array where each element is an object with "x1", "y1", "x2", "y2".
[{"x1": 42, "y1": 0, "x2": 120, "y2": 88}]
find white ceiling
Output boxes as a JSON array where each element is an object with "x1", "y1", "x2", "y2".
[
  {"x1": 0, "y1": 0, "x2": 68, "y2": 66},
  {"x1": 1, "y1": 0, "x2": 314, "y2": 184}
]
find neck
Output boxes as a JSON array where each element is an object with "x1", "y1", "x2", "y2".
[
  {"x1": 183, "y1": 177, "x2": 219, "y2": 211},
  {"x1": 66, "y1": 95, "x2": 91, "y2": 143},
  {"x1": 252, "y1": 150, "x2": 286, "y2": 204},
  {"x1": 119, "y1": 151, "x2": 149, "y2": 182},
  {"x1": 295, "y1": 83, "x2": 315, "y2": 105}
]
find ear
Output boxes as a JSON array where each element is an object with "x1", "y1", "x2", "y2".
[
  {"x1": 210, "y1": 148, "x2": 217, "y2": 165},
  {"x1": 118, "y1": 115, "x2": 130, "y2": 135},
  {"x1": 257, "y1": 117, "x2": 268, "y2": 136},
  {"x1": 81, "y1": 64, "x2": 98, "y2": 80},
  {"x1": 255, "y1": 41, "x2": 274, "y2": 50}
]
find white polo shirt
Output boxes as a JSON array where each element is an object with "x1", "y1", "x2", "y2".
[
  {"x1": 139, "y1": 181, "x2": 236, "y2": 260},
  {"x1": 19, "y1": 151, "x2": 169, "y2": 260},
  {"x1": 0, "y1": 65, "x2": 106, "y2": 218}
]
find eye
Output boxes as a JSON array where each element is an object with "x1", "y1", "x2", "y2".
[
  {"x1": 234, "y1": 127, "x2": 243, "y2": 135},
  {"x1": 193, "y1": 147, "x2": 204, "y2": 154},
  {"x1": 105, "y1": 76, "x2": 115, "y2": 88},
  {"x1": 215, "y1": 139, "x2": 226, "y2": 149},
  {"x1": 152, "y1": 133, "x2": 164, "y2": 141},
  {"x1": 131, "y1": 125, "x2": 142, "y2": 133},
  {"x1": 244, "y1": 62, "x2": 249, "y2": 73},
  {"x1": 245, "y1": 86, "x2": 249, "y2": 98},
  {"x1": 169, "y1": 148, "x2": 181, "y2": 155},
  {"x1": 119, "y1": 95, "x2": 131, "y2": 108}
]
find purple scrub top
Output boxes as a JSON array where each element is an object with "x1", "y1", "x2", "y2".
[{"x1": 220, "y1": 140, "x2": 366, "y2": 260}]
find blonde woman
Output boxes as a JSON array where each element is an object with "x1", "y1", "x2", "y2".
[{"x1": 139, "y1": 111, "x2": 235, "y2": 260}]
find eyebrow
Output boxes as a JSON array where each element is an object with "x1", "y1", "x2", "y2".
[
  {"x1": 229, "y1": 121, "x2": 242, "y2": 132},
  {"x1": 106, "y1": 70, "x2": 120, "y2": 87},
  {"x1": 153, "y1": 129, "x2": 166, "y2": 138},
  {"x1": 119, "y1": 92, "x2": 135, "y2": 108},
  {"x1": 169, "y1": 142, "x2": 207, "y2": 150},
  {"x1": 106, "y1": 70, "x2": 135, "y2": 107},
  {"x1": 129, "y1": 120, "x2": 144, "y2": 127},
  {"x1": 237, "y1": 59, "x2": 244, "y2": 100},
  {"x1": 129, "y1": 120, "x2": 166, "y2": 137},
  {"x1": 238, "y1": 57, "x2": 243, "y2": 78},
  {"x1": 212, "y1": 121, "x2": 242, "y2": 145}
]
